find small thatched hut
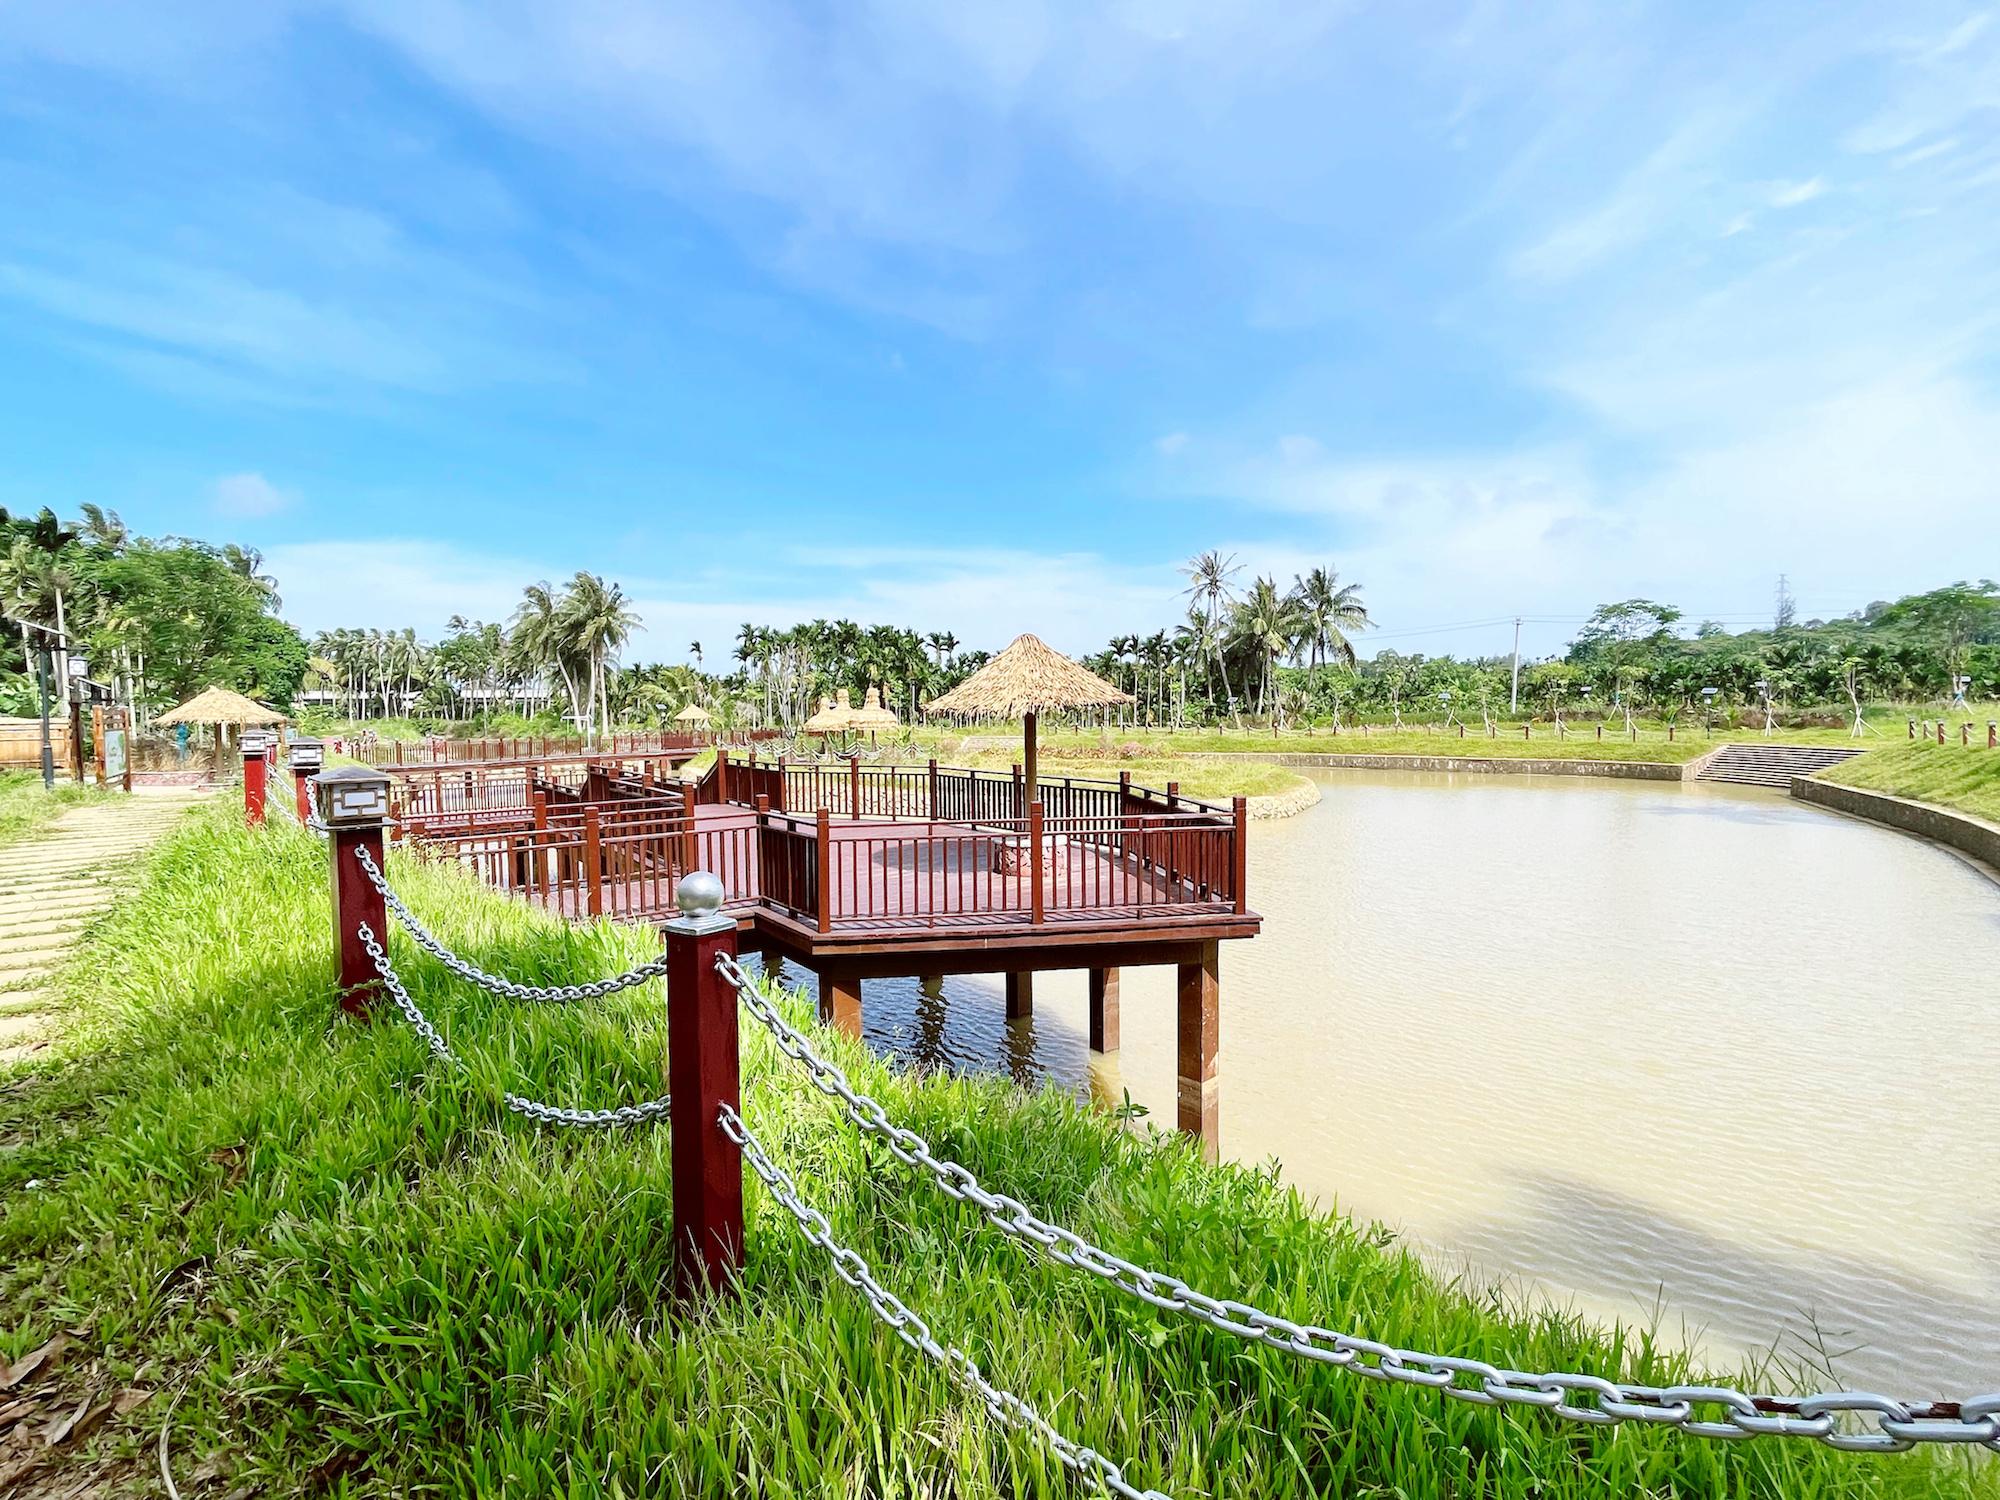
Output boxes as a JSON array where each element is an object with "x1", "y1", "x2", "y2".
[
  {"x1": 803, "y1": 694, "x2": 852, "y2": 736},
  {"x1": 673, "y1": 702, "x2": 713, "y2": 728},
  {"x1": 155, "y1": 686, "x2": 288, "y2": 753},
  {"x1": 851, "y1": 685, "x2": 900, "y2": 740},
  {"x1": 925, "y1": 634, "x2": 1131, "y2": 803}
]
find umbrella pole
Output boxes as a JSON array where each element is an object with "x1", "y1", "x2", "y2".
[{"x1": 1022, "y1": 710, "x2": 1038, "y2": 811}]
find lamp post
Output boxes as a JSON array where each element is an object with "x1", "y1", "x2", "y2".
[
  {"x1": 1755, "y1": 679, "x2": 1774, "y2": 736},
  {"x1": 1700, "y1": 686, "x2": 1719, "y2": 738},
  {"x1": 288, "y1": 737, "x2": 324, "y2": 823}
]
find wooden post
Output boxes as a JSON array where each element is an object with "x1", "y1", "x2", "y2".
[
  {"x1": 775, "y1": 754, "x2": 789, "y2": 814},
  {"x1": 243, "y1": 745, "x2": 268, "y2": 826},
  {"x1": 1523, "y1": 723, "x2": 1530, "y2": 739},
  {"x1": 1011, "y1": 762, "x2": 1024, "y2": 818},
  {"x1": 1989, "y1": 722, "x2": 1997, "y2": 749},
  {"x1": 1938, "y1": 720, "x2": 1946, "y2": 745},
  {"x1": 1231, "y1": 796, "x2": 1248, "y2": 915},
  {"x1": 315, "y1": 767, "x2": 391, "y2": 1018},
  {"x1": 819, "y1": 969, "x2": 862, "y2": 1037},
  {"x1": 716, "y1": 747, "x2": 731, "y2": 805},
  {"x1": 531, "y1": 790, "x2": 552, "y2": 893},
  {"x1": 1005, "y1": 971, "x2": 1033, "y2": 1020},
  {"x1": 584, "y1": 806, "x2": 603, "y2": 917},
  {"x1": 1089, "y1": 967, "x2": 1120, "y2": 1053},
  {"x1": 849, "y1": 754, "x2": 862, "y2": 820},
  {"x1": 927, "y1": 758, "x2": 939, "y2": 819},
  {"x1": 1667, "y1": 724, "x2": 1675, "y2": 742},
  {"x1": 1028, "y1": 800, "x2": 1045, "y2": 925},
  {"x1": 815, "y1": 807, "x2": 832, "y2": 934},
  {"x1": 1177, "y1": 942, "x2": 1219, "y2": 1157},
  {"x1": 1909, "y1": 719, "x2": 1917, "y2": 740},
  {"x1": 664, "y1": 871, "x2": 744, "y2": 1299},
  {"x1": 91, "y1": 704, "x2": 106, "y2": 787},
  {"x1": 1962, "y1": 723, "x2": 1971, "y2": 746},
  {"x1": 1166, "y1": 780, "x2": 1180, "y2": 813}
]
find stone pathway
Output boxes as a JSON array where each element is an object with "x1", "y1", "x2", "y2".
[{"x1": 0, "y1": 787, "x2": 211, "y2": 1064}]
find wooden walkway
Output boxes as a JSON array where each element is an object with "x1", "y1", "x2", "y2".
[{"x1": 0, "y1": 788, "x2": 210, "y2": 1064}]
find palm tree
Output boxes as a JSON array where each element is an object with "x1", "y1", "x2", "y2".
[
  {"x1": 222, "y1": 544, "x2": 281, "y2": 610},
  {"x1": 1231, "y1": 575, "x2": 1302, "y2": 717},
  {"x1": 1181, "y1": 550, "x2": 1242, "y2": 719},
  {"x1": 78, "y1": 504, "x2": 129, "y2": 553},
  {"x1": 1291, "y1": 566, "x2": 1371, "y2": 672},
  {"x1": 562, "y1": 572, "x2": 642, "y2": 741}
]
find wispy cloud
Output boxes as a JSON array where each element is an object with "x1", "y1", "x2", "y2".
[{"x1": 211, "y1": 471, "x2": 296, "y2": 518}]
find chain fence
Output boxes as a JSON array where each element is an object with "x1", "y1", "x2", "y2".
[
  {"x1": 357, "y1": 921, "x2": 671, "y2": 1129},
  {"x1": 721, "y1": 1102, "x2": 1168, "y2": 1500},
  {"x1": 354, "y1": 845, "x2": 671, "y2": 1003},
  {"x1": 326, "y1": 841, "x2": 2000, "y2": 1464},
  {"x1": 715, "y1": 952, "x2": 2000, "y2": 1454}
]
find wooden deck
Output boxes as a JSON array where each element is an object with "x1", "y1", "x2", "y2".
[{"x1": 389, "y1": 749, "x2": 1258, "y2": 1149}]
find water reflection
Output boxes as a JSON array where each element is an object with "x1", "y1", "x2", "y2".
[{"x1": 773, "y1": 771, "x2": 2000, "y2": 1395}]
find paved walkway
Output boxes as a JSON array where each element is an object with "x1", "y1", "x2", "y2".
[{"x1": 0, "y1": 787, "x2": 211, "y2": 1064}]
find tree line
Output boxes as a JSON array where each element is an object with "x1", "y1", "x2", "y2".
[{"x1": 0, "y1": 506, "x2": 304, "y2": 724}]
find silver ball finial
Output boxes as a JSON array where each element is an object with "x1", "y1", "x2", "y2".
[{"x1": 676, "y1": 870, "x2": 726, "y2": 917}]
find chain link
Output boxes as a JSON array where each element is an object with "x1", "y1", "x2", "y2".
[
  {"x1": 353, "y1": 845, "x2": 671, "y2": 1003},
  {"x1": 721, "y1": 1102, "x2": 1170, "y2": 1500},
  {"x1": 716, "y1": 952, "x2": 2000, "y2": 1453},
  {"x1": 357, "y1": 921, "x2": 671, "y2": 1129}
]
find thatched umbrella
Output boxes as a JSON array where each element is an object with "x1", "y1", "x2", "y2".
[
  {"x1": 851, "y1": 685, "x2": 899, "y2": 742},
  {"x1": 803, "y1": 694, "x2": 851, "y2": 736},
  {"x1": 156, "y1": 685, "x2": 287, "y2": 751},
  {"x1": 673, "y1": 702, "x2": 712, "y2": 726},
  {"x1": 925, "y1": 634, "x2": 1131, "y2": 805}
]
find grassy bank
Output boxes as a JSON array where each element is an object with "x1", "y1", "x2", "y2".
[
  {"x1": 2, "y1": 811, "x2": 1989, "y2": 1496},
  {"x1": 1817, "y1": 742, "x2": 2000, "y2": 823},
  {"x1": 0, "y1": 770, "x2": 110, "y2": 852}
]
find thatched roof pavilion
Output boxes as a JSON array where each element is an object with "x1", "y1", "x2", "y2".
[
  {"x1": 925, "y1": 634, "x2": 1131, "y2": 804},
  {"x1": 156, "y1": 686, "x2": 287, "y2": 747},
  {"x1": 673, "y1": 702, "x2": 713, "y2": 726}
]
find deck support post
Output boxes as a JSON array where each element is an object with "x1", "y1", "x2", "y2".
[
  {"x1": 849, "y1": 754, "x2": 861, "y2": 819},
  {"x1": 1088, "y1": 967, "x2": 1119, "y2": 1053},
  {"x1": 1176, "y1": 942, "x2": 1219, "y2": 1158},
  {"x1": 665, "y1": 871, "x2": 744, "y2": 1300},
  {"x1": 1005, "y1": 971, "x2": 1033, "y2": 1019},
  {"x1": 819, "y1": 970, "x2": 862, "y2": 1038},
  {"x1": 584, "y1": 807, "x2": 603, "y2": 916}
]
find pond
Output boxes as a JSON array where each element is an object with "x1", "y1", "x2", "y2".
[{"x1": 773, "y1": 769, "x2": 2000, "y2": 1397}]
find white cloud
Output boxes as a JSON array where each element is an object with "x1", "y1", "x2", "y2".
[
  {"x1": 263, "y1": 536, "x2": 1180, "y2": 661},
  {"x1": 1154, "y1": 431, "x2": 1189, "y2": 456},
  {"x1": 211, "y1": 471, "x2": 296, "y2": 517},
  {"x1": 1768, "y1": 176, "x2": 1824, "y2": 207}
]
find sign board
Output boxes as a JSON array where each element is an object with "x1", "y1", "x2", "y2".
[{"x1": 103, "y1": 728, "x2": 127, "y2": 784}]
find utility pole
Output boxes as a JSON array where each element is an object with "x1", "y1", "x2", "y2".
[{"x1": 1509, "y1": 617, "x2": 1522, "y2": 714}]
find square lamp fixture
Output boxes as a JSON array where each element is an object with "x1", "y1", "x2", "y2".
[
  {"x1": 288, "y1": 737, "x2": 324, "y2": 773},
  {"x1": 313, "y1": 765, "x2": 391, "y2": 826},
  {"x1": 241, "y1": 728, "x2": 276, "y2": 757}
]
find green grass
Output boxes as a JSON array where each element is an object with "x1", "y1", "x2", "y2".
[
  {"x1": 0, "y1": 768, "x2": 112, "y2": 851},
  {"x1": 1817, "y1": 741, "x2": 2000, "y2": 823},
  {"x1": 1, "y1": 810, "x2": 1991, "y2": 1496}
]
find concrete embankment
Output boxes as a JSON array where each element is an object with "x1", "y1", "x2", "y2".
[{"x1": 1790, "y1": 776, "x2": 2000, "y2": 878}]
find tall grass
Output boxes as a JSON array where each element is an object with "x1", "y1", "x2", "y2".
[
  {"x1": 0, "y1": 807, "x2": 1990, "y2": 1496},
  {"x1": 0, "y1": 768, "x2": 112, "y2": 851}
]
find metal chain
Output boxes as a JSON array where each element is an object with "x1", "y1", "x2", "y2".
[
  {"x1": 353, "y1": 844, "x2": 671, "y2": 1003},
  {"x1": 716, "y1": 953, "x2": 2000, "y2": 1453},
  {"x1": 720, "y1": 1102, "x2": 1169, "y2": 1500},
  {"x1": 357, "y1": 921, "x2": 671, "y2": 1128}
]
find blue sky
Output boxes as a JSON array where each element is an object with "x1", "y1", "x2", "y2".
[{"x1": 2, "y1": 2, "x2": 1996, "y2": 664}]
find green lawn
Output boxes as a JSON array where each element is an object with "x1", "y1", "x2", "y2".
[
  {"x1": 1817, "y1": 742, "x2": 2000, "y2": 824},
  {"x1": 0, "y1": 768, "x2": 112, "y2": 851},
  {"x1": 0, "y1": 807, "x2": 1989, "y2": 1496}
]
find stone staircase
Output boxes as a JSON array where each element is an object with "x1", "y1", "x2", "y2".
[{"x1": 1694, "y1": 742, "x2": 1863, "y2": 789}]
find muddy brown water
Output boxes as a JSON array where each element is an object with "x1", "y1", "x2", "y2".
[{"x1": 770, "y1": 768, "x2": 2000, "y2": 1397}]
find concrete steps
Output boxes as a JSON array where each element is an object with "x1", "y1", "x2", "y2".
[{"x1": 1696, "y1": 743, "x2": 1864, "y2": 788}]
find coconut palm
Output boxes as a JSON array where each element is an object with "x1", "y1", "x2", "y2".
[
  {"x1": 1181, "y1": 550, "x2": 1243, "y2": 719},
  {"x1": 1230, "y1": 575, "x2": 1303, "y2": 717},
  {"x1": 562, "y1": 572, "x2": 642, "y2": 741},
  {"x1": 1291, "y1": 566, "x2": 1371, "y2": 672}
]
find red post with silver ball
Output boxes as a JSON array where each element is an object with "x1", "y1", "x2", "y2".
[{"x1": 665, "y1": 870, "x2": 744, "y2": 1299}]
